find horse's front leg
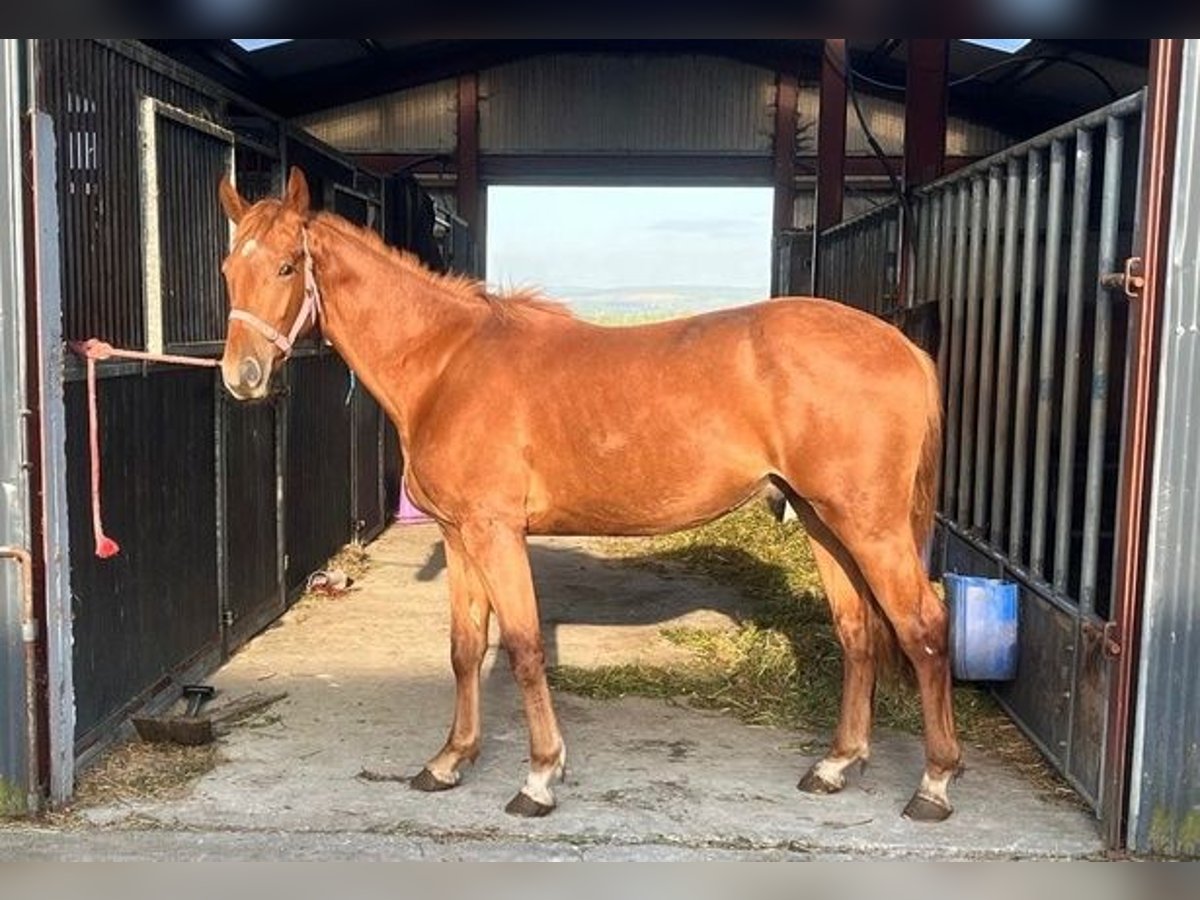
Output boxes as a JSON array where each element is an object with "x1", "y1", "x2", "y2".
[
  {"x1": 412, "y1": 532, "x2": 492, "y2": 792},
  {"x1": 460, "y1": 517, "x2": 565, "y2": 817}
]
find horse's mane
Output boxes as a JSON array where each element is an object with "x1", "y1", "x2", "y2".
[{"x1": 311, "y1": 211, "x2": 575, "y2": 322}]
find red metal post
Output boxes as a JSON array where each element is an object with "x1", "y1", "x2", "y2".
[
  {"x1": 773, "y1": 72, "x2": 798, "y2": 235},
  {"x1": 772, "y1": 72, "x2": 798, "y2": 295},
  {"x1": 899, "y1": 40, "x2": 948, "y2": 306},
  {"x1": 456, "y1": 72, "x2": 480, "y2": 269},
  {"x1": 903, "y1": 39, "x2": 948, "y2": 189},
  {"x1": 1102, "y1": 38, "x2": 1183, "y2": 851},
  {"x1": 816, "y1": 39, "x2": 847, "y2": 232}
]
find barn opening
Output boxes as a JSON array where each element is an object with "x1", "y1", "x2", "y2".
[{"x1": 485, "y1": 185, "x2": 774, "y2": 321}]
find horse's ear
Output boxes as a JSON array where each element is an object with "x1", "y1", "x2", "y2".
[
  {"x1": 218, "y1": 174, "x2": 249, "y2": 224},
  {"x1": 284, "y1": 166, "x2": 310, "y2": 215}
]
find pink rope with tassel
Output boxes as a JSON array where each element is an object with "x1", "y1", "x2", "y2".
[{"x1": 71, "y1": 339, "x2": 220, "y2": 558}]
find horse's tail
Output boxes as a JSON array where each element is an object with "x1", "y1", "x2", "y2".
[
  {"x1": 868, "y1": 340, "x2": 941, "y2": 685},
  {"x1": 909, "y1": 342, "x2": 943, "y2": 557}
]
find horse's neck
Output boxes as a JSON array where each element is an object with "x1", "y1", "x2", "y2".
[{"x1": 310, "y1": 224, "x2": 485, "y2": 440}]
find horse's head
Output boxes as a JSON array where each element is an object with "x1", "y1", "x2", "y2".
[{"x1": 218, "y1": 166, "x2": 318, "y2": 401}]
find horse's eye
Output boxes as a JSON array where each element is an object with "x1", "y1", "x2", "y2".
[{"x1": 278, "y1": 262, "x2": 295, "y2": 277}]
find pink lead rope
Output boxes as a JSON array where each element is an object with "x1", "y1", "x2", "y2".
[
  {"x1": 71, "y1": 339, "x2": 220, "y2": 558},
  {"x1": 73, "y1": 229, "x2": 320, "y2": 559}
]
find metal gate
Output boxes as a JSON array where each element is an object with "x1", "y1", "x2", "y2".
[{"x1": 817, "y1": 92, "x2": 1147, "y2": 816}]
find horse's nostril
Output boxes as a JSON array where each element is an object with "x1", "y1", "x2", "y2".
[{"x1": 239, "y1": 357, "x2": 263, "y2": 389}]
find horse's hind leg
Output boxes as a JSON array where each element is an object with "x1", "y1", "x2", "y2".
[
  {"x1": 828, "y1": 516, "x2": 961, "y2": 821},
  {"x1": 795, "y1": 507, "x2": 878, "y2": 795},
  {"x1": 458, "y1": 517, "x2": 565, "y2": 817},
  {"x1": 412, "y1": 532, "x2": 491, "y2": 792}
]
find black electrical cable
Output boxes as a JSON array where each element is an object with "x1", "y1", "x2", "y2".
[
  {"x1": 824, "y1": 43, "x2": 916, "y2": 247},
  {"x1": 847, "y1": 51, "x2": 1120, "y2": 102}
]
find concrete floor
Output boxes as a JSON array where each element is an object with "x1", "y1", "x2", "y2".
[{"x1": 2, "y1": 524, "x2": 1104, "y2": 860}]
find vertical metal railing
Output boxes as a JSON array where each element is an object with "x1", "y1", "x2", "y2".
[
  {"x1": 1052, "y1": 128, "x2": 1095, "y2": 594},
  {"x1": 972, "y1": 166, "x2": 1002, "y2": 532},
  {"x1": 943, "y1": 183, "x2": 968, "y2": 512},
  {"x1": 928, "y1": 92, "x2": 1141, "y2": 614},
  {"x1": 815, "y1": 203, "x2": 902, "y2": 314},
  {"x1": 816, "y1": 91, "x2": 1144, "y2": 620},
  {"x1": 1079, "y1": 114, "x2": 1126, "y2": 616},
  {"x1": 1008, "y1": 148, "x2": 1041, "y2": 563},
  {"x1": 1029, "y1": 137, "x2": 1067, "y2": 580},
  {"x1": 990, "y1": 158, "x2": 1021, "y2": 547},
  {"x1": 957, "y1": 177, "x2": 985, "y2": 524}
]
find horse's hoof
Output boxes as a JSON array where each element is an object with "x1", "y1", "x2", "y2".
[
  {"x1": 797, "y1": 765, "x2": 844, "y2": 795},
  {"x1": 409, "y1": 768, "x2": 457, "y2": 793},
  {"x1": 505, "y1": 790, "x2": 554, "y2": 818},
  {"x1": 902, "y1": 793, "x2": 953, "y2": 822}
]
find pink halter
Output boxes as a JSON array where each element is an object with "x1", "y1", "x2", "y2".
[{"x1": 227, "y1": 228, "x2": 322, "y2": 356}]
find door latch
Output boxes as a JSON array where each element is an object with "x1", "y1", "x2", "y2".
[{"x1": 1100, "y1": 256, "x2": 1144, "y2": 299}]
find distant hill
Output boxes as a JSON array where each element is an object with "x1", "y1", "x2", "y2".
[{"x1": 543, "y1": 284, "x2": 770, "y2": 321}]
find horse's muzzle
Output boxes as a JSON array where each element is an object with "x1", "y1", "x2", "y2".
[{"x1": 221, "y1": 353, "x2": 272, "y2": 401}]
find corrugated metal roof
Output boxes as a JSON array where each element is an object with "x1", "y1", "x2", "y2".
[
  {"x1": 297, "y1": 59, "x2": 1011, "y2": 162},
  {"x1": 479, "y1": 54, "x2": 774, "y2": 154},
  {"x1": 297, "y1": 78, "x2": 457, "y2": 154},
  {"x1": 839, "y1": 89, "x2": 1012, "y2": 157}
]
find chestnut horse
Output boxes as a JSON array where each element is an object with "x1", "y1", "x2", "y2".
[{"x1": 217, "y1": 168, "x2": 961, "y2": 822}]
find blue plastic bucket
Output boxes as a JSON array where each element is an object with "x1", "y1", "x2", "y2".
[{"x1": 945, "y1": 574, "x2": 1019, "y2": 681}]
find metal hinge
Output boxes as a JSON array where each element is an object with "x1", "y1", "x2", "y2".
[
  {"x1": 221, "y1": 609, "x2": 235, "y2": 628},
  {"x1": 1100, "y1": 256, "x2": 1145, "y2": 299},
  {"x1": 1103, "y1": 620, "x2": 1123, "y2": 659}
]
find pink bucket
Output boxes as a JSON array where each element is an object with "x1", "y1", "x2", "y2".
[{"x1": 396, "y1": 482, "x2": 433, "y2": 524}]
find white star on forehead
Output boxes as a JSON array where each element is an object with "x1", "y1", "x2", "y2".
[{"x1": 238, "y1": 237, "x2": 259, "y2": 258}]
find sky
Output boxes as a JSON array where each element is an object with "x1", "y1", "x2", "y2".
[
  {"x1": 963, "y1": 39, "x2": 1031, "y2": 53},
  {"x1": 485, "y1": 186, "x2": 773, "y2": 312}
]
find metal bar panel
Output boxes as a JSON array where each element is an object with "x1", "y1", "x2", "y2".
[
  {"x1": 928, "y1": 193, "x2": 943, "y2": 305},
  {"x1": 1030, "y1": 138, "x2": 1067, "y2": 579},
  {"x1": 943, "y1": 184, "x2": 968, "y2": 514},
  {"x1": 869, "y1": 221, "x2": 879, "y2": 309},
  {"x1": 938, "y1": 188, "x2": 955, "y2": 403},
  {"x1": 855, "y1": 225, "x2": 865, "y2": 308},
  {"x1": 1053, "y1": 127, "x2": 1094, "y2": 594},
  {"x1": 914, "y1": 91, "x2": 1144, "y2": 197},
  {"x1": 1009, "y1": 148, "x2": 1043, "y2": 563},
  {"x1": 957, "y1": 176, "x2": 985, "y2": 524},
  {"x1": 991, "y1": 158, "x2": 1022, "y2": 546},
  {"x1": 1079, "y1": 116, "x2": 1125, "y2": 616},
  {"x1": 973, "y1": 166, "x2": 1003, "y2": 532},
  {"x1": 913, "y1": 196, "x2": 927, "y2": 303}
]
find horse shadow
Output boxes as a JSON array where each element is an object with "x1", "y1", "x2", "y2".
[{"x1": 410, "y1": 528, "x2": 824, "y2": 673}]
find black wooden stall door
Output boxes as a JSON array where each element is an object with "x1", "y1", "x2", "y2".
[
  {"x1": 284, "y1": 354, "x2": 353, "y2": 596},
  {"x1": 221, "y1": 394, "x2": 284, "y2": 651},
  {"x1": 351, "y1": 389, "x2": 386, "y2": 543}
]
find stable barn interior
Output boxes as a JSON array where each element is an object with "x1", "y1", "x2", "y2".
[{"x1": 0, "y1": 38, "x2": 1197, "y2": 857}]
